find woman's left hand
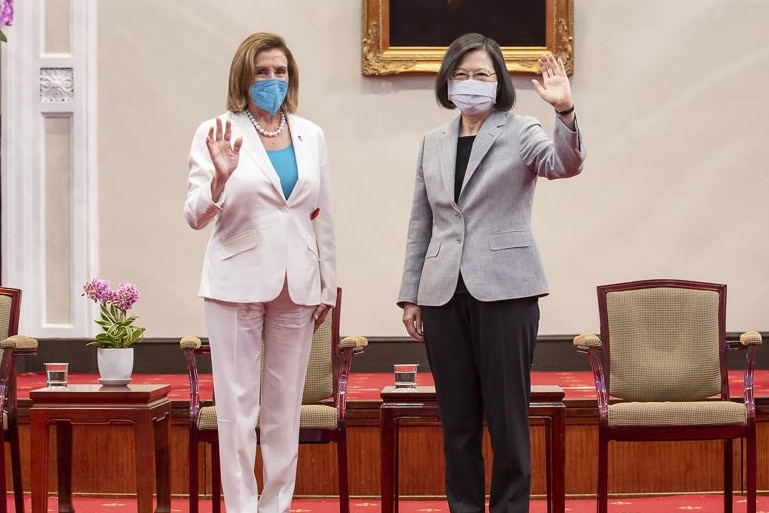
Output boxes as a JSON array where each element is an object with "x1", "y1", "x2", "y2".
[
  {"x1": 531, "y1": 54, "x2": 573, "y2": 112},
  {"x1": 313, "y1": 304, "x2": 331, "y2": 332}
]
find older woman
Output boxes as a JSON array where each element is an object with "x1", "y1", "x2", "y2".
[
  {"x1": 398, "y1": 33, "x2": 585, "y2": 513},
  {"x1": 184, "y1": 33, "x2": 336, "y2": 513}
]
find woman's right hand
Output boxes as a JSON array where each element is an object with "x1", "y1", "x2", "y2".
[
  {"x1": 206, "y1": 117, "x2": 243, "y2": 202},
  {"x1": 402, "y1": 302, "x2": 424, "y2": 342}
]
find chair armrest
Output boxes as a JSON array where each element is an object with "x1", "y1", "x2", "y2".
[
  {"x1": 337, "y1": 335, "x2": 367, "y2": 368},
  {"x1": 339, "y1": 335, "x2": 368, "y2": 352},
  {"x1": 573, "y1": 333, "x2": 602, "y2": 352},
  {"x1": 0, "y1": 335, "x2": 37, "y2": 418},
  {"x1": 726, "y1": 331, "x2": 763, "y2": 351},
  {"x1": 729, "y1": 331, "x2": 762, "y2": 418},
  {"x1": 180, "y1": 335, "x2": 202, "y2": 351},
  {"x1": 179, "y1": 336, "x2": 203, "y2": 423},
  {"x1": 334, "y1": 335, "x2": 368, "y2": 424},
  {"x1": 740, "y1": 330, "x2": 763, "y2": 346},
  {"x1": 573, "y1": 333, "x2": 609, "y2": 422},
  {"x1": 1, "y1": 334, "x2": 38, "y2": 355},
  {"x1": 342, "y1": 335, "x2": 367, "y2": 359}
]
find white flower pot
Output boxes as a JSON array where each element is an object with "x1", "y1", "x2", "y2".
[{"x1": 97, "y1": 347, "x2": 134, "y2": 385}]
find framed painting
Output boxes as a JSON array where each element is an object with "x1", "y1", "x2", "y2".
[{"x1": 361, "y1": 0, "x2": 574, "y2": 76}]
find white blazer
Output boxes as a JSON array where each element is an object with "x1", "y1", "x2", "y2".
[{"x1": 185, "y1": 111, "x2": 336, "y2": 307}]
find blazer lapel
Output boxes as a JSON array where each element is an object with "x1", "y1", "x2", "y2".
[
  {"x1": 232, "y1": 112, "x2": 286, "y2": 201},
  {"x1": 460, "y1": 111, "x2": 506, "y2": 196},
  {"x1": 438, "y1": 117, "x2": 461, "y2": 204}
]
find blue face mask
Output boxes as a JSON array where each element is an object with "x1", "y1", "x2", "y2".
[{"x1": 249, "y1": 79, "x2": 288, "y2": 115}]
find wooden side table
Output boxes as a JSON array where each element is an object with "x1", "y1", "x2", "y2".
[
  {"x1": 29, "y1": 384, "x2": 172, "y2": 513},
  {"x1": 380, "y1": 384, "x2": 566, "y2": 513}
]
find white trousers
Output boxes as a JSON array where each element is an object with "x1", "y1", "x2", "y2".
[{"x1": 204, "y1": 283, "x2": 315, "y2": 513}]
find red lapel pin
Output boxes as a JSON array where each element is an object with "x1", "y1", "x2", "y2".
[{"x1": 310, "y1": 208, "x2": 320, "y2": 220}]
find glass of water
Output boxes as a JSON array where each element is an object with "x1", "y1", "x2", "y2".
[
  {"x1": 45, "y1": 362, "x2": 69, "y2": 388},
  {"x1": 393, "y1": 363, "x2": 418, "y2": 389}
]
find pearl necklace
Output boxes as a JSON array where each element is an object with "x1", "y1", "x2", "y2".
[{"x1": 245, "y1": 109, "x2": 286, "y2": 138}]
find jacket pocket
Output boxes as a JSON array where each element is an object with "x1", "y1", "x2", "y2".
[
  {"x1": 425, "y1": 240, "x2": 441, "y2": 258},
  {"x1": 488, "y1": 230, "x2": 532, "y2": 250},
  {"x1": 216, "y1": 229, "x2": 257, "y2": 260}
]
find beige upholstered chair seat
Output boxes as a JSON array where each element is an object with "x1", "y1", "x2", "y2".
[
  {"x1": 197, "y1": 403, "x2": 339, "y2": 431},
  {"x1": 196, "y1": 406, "x2": 217, "y2": 431},
  {"x1": 297, "y1": 404, "x2": 338, "y2": 429},
  {"x1": 608, "y1": 401, "x2": 747, "y2": 427}
]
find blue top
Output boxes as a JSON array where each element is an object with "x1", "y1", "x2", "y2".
[{"x1": 267, "y1": 144, "x2": 299, "y2": 199}]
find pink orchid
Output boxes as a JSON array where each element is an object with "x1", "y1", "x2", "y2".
[
  {"x1": 82, "y1": 278, "x2": 145, "y2": 348},
  {"x1": 0, "y1": 0, "x2": 13, "y2": 26}
]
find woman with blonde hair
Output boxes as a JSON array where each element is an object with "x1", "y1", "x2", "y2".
[{"x1": 184, "y1": 32, "x2": 336, "y2": 513}]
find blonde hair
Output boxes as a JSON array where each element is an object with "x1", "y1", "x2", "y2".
[{"x1": 226, "y1": 33, "x2": 299, "y2": 113}]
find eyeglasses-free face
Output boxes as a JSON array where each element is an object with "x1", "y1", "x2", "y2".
[{"x1": 253, "y1": 48, "x2": 289, "y2": 82}]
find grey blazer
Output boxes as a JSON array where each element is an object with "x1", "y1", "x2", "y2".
[{"x1": 398, "y1": 110, "x2": 586, "y2": 307}]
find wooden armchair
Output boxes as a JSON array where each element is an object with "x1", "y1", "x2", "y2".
[
  {"x1": 0, "y1": 287, "x2": 38, "y2": 513},
  {"x1": 180, "y1": 287, "x2": 367, "y2": 513},
  {"x1": 573, "y1": 279, "x2": 761, "y2": 513}
]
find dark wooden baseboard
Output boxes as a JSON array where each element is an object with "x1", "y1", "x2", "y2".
[{"x1": 26, "y1": 332, "x2": 768, "y2": 375}]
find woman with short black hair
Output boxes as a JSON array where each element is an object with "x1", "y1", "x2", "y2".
[{"x1": 398, "y1": 32, "x2": 585, "y2": 513}]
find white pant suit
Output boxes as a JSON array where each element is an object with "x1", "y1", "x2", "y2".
[
  {"x1": 185, "y1": 111, "x2": 337, "y2": 513},
  {"x1": 205, "y1": 283, "x2": 315, "y2": 513}
]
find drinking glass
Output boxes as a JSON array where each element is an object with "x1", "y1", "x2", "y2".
[
  {"x1": 393, "y1": 363, "x2": 418, "y2": 389},
  {"x1": 45, "y1": 362, "x2": 69, "y2": 388}
]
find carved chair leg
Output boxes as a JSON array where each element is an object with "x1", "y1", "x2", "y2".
[
  {"x1": 747, "y1": 431, "x2": 757, "y2": 513},
  {"x1": 0, "y1": 436, "x2": 7, "y2": 513},
  {"x1": 597, "y1": 437, "x2": 608, "y2": 513},
  {"x1": 212, "y1": 441, "x2": 223, "y2": 513},
  {"x1": 724, "y1": 439, "x2": 733, "y2": 513},
  {"x1": 336, "y1": 430, "x2": 350, "y2": 513},
  {"x1": 9, "y1": 423, "x2": 23, "y2": 513},
  {"x1": 189, "y1": 431, "x2": 199, "y2": 513}
]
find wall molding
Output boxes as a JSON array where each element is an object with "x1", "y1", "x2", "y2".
[{"x1": 1, "y1": 0, "x2": 98, "y2": 337}]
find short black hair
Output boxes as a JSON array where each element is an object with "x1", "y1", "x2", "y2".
[{"x1": 435, "y1": 33, "x2": 516, "y2": 112}]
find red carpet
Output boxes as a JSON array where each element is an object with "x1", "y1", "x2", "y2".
[
  {"x1": 15, "y1": 369, "x2": 769, "y2": 402},
  {"x1": 7, "y1": 494, "x2": 766, "y2": 512}
]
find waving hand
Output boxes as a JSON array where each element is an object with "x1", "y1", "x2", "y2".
[
  {"x1": 206, "y1": 117, "x2": 243, "y2": 202},
  {"x1": 531, "y1": 54, "x2": 573, "y2": 112}
]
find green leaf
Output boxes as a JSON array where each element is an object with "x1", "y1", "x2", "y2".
[
  {"x1": 87, "y1": 297, "x2": 144, "y2": 348},
  {"x1": 0, "y1": 31, "x2": 6, "y2": 43}
]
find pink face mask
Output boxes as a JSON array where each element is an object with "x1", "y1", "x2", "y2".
[{"x1": 448, "y1": 79, "x2": 498, "y2": 115}]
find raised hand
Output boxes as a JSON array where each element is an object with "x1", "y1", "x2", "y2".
[
  {"x1": 206, "y1": 117, "x2": 243, "y2": 183},
  {"x1": 531, "y1": 54, "x2": 573, "y2": 112}
]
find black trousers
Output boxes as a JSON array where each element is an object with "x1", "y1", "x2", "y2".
[{"x1": 422, "y1": 293, "x2": 539, "y2": 513}]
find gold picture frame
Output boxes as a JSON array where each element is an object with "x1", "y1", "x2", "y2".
[{"x1": 361, "y1": 0, "x2": 574, "y2": 76}]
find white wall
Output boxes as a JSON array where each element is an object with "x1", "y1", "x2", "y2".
[{"x1": 96, "y1": 0, "x2": 769, "y2": 338}]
